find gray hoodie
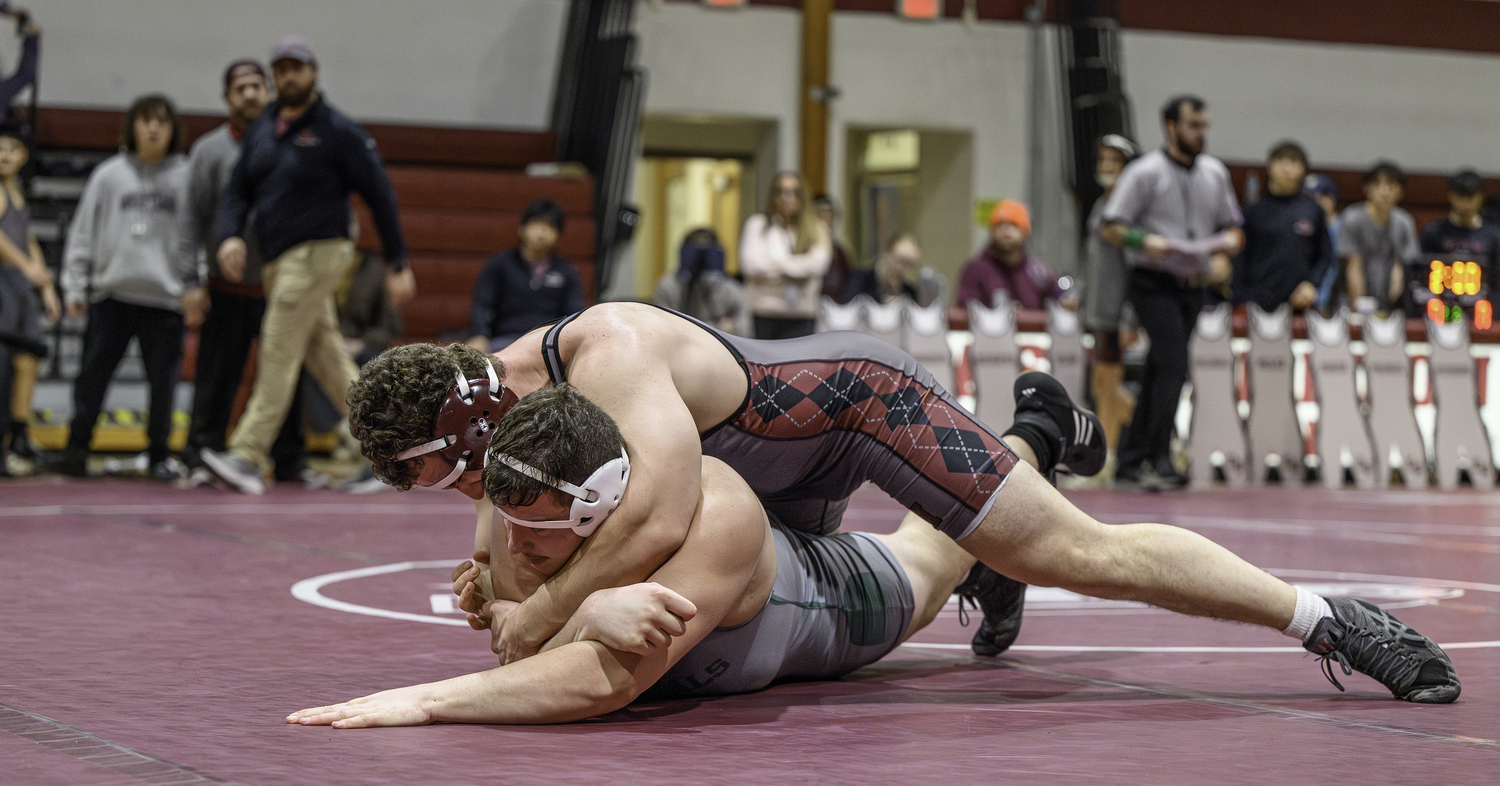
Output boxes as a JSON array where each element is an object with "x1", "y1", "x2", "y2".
[{"x1": 62, "y1": 151, "x2": 194, "y2": 312}]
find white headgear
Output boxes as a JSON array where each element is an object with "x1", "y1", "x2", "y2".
[{"x1": 491, "y1": 448, "x2": 630, "y2": 537}]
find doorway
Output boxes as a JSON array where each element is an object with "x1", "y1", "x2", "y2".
[
  {"x1": 626, "y1": 114, "x2": 779, "y2": 300},
  {"x1": 844, "y1": 127, "x2": 973, "y2": 302},
  {"x1": 633, "y1": 157, "x2": 745, "y2": 298}
]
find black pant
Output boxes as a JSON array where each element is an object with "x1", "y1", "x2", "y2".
[
  {"x1": 0, "y1": 341, "x2": 11, "y2": 460},
  {"x1": 1118, "y1": 270, "x2": 1203, "y2": 469},
  {"x1": 184, "y1": 288, "x2": 305, "y2": 477},
  {"x1": 753, "y1": 316, "x2": 817, "y2": 341},
  {"x1": 68, "y1": 299, "x2": 184, "y2": 464}
]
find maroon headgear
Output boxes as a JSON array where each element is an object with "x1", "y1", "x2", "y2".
[{"x1": 396, "y1": 359, "x2": 518, "y2": 489}]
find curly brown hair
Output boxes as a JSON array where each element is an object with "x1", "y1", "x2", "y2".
[
  {"x1": 483, "y1": 385, "x2": 624, "y2": 509},
  {"x1": 347, "y1": 342, "x2": 500, "y2": 490}
]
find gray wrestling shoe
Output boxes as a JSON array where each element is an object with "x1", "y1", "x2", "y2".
[
  {"x1": 955, "y1": 563, "x2": 1026, "y2": 657},
  {"x1": 1304, "y1": 597, "x2": 1460, "y2": 703},
  {"x1": 201, "y1": 448, "x2": 266, "y2": 496}
]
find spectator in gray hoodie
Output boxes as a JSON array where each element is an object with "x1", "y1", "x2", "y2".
[{"x1": 52, "y1": 94, "x2": 194, "y2": 480}]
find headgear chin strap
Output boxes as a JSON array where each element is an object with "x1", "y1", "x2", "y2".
[
  {"x1": 492, "y1": 448, "x2": 630, "y2": 537},
  {"x1": 397, "y1": 358, "x2": 519, "y2": 490}
]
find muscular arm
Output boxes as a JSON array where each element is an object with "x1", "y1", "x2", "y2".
[
  {"x1": 291, "y1": 462, "x2": 766, "y2": 726},
  {"x1": 493, "y1": 325, "x2": 707, "y2": 662}
]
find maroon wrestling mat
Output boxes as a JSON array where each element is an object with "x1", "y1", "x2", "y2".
[{"x1": 2, "y1": 477, "x2": 1496, "y2": 784}]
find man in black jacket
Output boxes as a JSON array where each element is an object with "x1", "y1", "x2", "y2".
[
  {"x1": 202, "y1": 34, "x2": 414, "y2": 495},
  {"x1": 466, "y1": 200, "x2": 583, "y2": 352},
  {"x1": 1233, "y1": 141, "x2": 1330, "y2": 313}
]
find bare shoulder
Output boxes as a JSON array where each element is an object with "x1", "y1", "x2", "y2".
[{"x1": 691, "y1": 458, "x2": 765, "y2": 555}]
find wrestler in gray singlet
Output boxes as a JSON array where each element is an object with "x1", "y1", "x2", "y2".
[
  {"x1": 644, "y1": 520, "x2": 914, "y2": 699},
  {"x1": 542, "y1": 307, "x2": 1019, "y2": 541}
]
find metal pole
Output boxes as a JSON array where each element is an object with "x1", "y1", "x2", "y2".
[{"x1": 1025, "y1": 0, "x2": 1047, "y2": 219}]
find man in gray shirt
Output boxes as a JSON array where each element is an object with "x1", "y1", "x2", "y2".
[
  {"x1": 1099, "y1": 95, "x2": 1243, "y2": 489},
  {"x1": 1338, "y1": 161, "x2": 1419, "y2": 314},
  {"x1": 178, "y1": 59, "x2": 308, "y2": 483}
]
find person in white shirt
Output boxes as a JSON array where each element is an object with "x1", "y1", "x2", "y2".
[{"x1": 739, "y1": 172, "x2": 831, "y2": 339}]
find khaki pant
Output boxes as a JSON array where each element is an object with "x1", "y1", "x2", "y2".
[{"x1": 229, "y1": 239, "x2": 359, "y2": 475}]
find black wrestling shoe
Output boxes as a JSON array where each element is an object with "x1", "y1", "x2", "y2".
[
  {"x1": 955, "y1": 563, "x2": 1026, "y2": 657},
  {"x1": 1304, "y1": 597, "x2": 1460, "y2": 704},
  {"x1": 41, "y1": 448, "x2": 88, "y2": 478},
  {"x1": 9, "y1": 424, "x2": 37, "y2": 460},
  {"x1": 1013, "y1": 371, "x2": 1106, "y2": 477}
]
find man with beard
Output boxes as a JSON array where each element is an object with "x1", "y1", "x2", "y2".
[
  {"x1": 178, "y1": 59, "x2": 308, "y2": 484},
  {"x1": 1099, "y1": 95, "x2": 1244, "y2": 490},
  {"x1": 201, "y1": 35, "x2": 415, "y2": 494}
]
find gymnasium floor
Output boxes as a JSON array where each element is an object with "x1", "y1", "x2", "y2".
[{"x1": 2, "y1": 477, "x2": 1496, "y2": 784}]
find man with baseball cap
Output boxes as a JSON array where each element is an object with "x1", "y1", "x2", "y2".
[
  {"x1": 202, "y1": 35, "x2": 415, "y2": 494},
  {"x1": 178, "y1": 58, "x2": 310, "y2": 486},
  {"x1": 957, "y1": 198, "x2": 1070, "y2": 310}
]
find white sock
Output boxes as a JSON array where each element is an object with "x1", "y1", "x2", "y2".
[{"x1": 1281, "y1": 586, "x2": 1334, "y2": 642}]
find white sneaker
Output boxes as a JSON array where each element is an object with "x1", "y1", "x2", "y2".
[{"x1": 201, "y1": 449, "x2": 266, "y2": 495}]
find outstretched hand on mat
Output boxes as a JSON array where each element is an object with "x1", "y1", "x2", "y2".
[{"x1": 288, "y1": 685, "x2": 433, "y2": 729}]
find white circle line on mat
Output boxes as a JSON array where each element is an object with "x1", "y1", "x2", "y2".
[
  {"x1": 292, "y1": 562, "x2": 1500, "y2": 652},
  {"x1": 291, "y1": 560, "x2": 471, "y2": 627},
  {"x1": 899, "y1": 641, "x2": 1500, "y2": 653}
]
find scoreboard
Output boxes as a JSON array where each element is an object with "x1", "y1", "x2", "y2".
[{"x1": 1425, "y1": 257, "x2": 1492, "y2": 329}]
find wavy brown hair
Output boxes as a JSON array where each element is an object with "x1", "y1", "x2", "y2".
[
  {"x1": 482, "y1": 385, "x2": 624, "y2": 509},
  {"x1": 347, "y1": 342, "x2": 499, "y2": 490}
]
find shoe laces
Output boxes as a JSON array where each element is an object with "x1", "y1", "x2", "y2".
[
  {"x1": 1320, "y1": 613, "x2": 1421, "y2": 693},
  {"x1": 1317, "y1": 650, "x2": 1353, "y2": 692},
  {"x1": 955, "y1": 593, "x2": 972, "y2": 628}
]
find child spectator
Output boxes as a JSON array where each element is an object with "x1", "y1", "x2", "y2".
[
  {"x1": 1233, "y1": 141, "x2": 1331, "y2": 312},
  {"x1": 1338, "y1": 162, "x2": 1419, "y2": 314},
  {"x1": 53, "y1": 95, "x2": 194, "y2": 480},
  {"x1": 740, "y1": 172, "x2": 831, "y2": 339},
  {"x1": 0, "y1": 128, "x2": 56, "y2": 468},
  {"x1": 466, "y1": 199, "x2": 584, "y2": 352}
]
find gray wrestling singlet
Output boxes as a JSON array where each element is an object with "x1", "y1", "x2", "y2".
[{"x1": 644, "y1": 522, "x2": 915, "y2": 699}]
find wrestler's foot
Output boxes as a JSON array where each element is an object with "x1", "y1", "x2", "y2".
[
  {"x1": 1305, "y1": 597, "x2": 1460, "y2": 703},
  {"x1": 1011, "y1": 371, "x2": 1106, "y2": 477},
  {"x1": 201, "y1": 448, "x2": 266, "y2": 496},
  {"x1": 955, "y1": 563, "x2": 1026, "y2": 657},
  {"x1": 9, "y1": 425, "x2": 37, "y2": 460}
]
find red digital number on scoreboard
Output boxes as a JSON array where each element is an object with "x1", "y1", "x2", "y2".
[{"x1": 900, "y1": 0, "x2": 941, "y2": 19}]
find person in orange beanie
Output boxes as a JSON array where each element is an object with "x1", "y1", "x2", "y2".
[{"x1": 957, "y1": 199, "x2": 1072, "y2": 310}]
